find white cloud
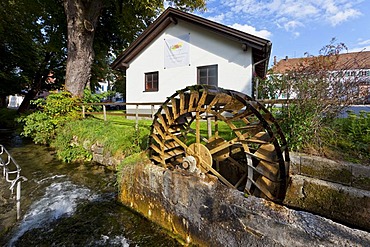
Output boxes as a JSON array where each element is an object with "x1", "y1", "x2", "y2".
[
  {"x1": 348, "y1": 39, "x2": 370, "y2": 52},
  {"x1": 358, "y1": 39, "x2": 370, "y2": 45},
  {"x1": 206, "y1": 0, "x2": 363, "y2": 31},
  {"x1": 277, "y1": 2, "x2": 319, "y2": 19},
  {"x1": 208, "y1": 13, "x2": 225, "y2": 23},
  {"x1": 283, "y1": 21, "x2": 304, "y2": 32},
  {"x1": 293, "y1": 32, "x2": 300, "y2": 38},
  {"x1": 230, "y1": 23, "x2": 272, "y2": 39},
  {"x1": 327, "y1": 8, "x2": 362, "y2": 26},
  {"x1": 348, "y1": 46, "x2": 370, "y2": 53}
]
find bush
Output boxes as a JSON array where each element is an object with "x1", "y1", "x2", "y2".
[
  {"x1": 0, "y1": 108, "x2": 18, "y2": 129},
  {"x1": 17, "y1": 91, "x2": 82, "y2": 144},
  {"x1": 261, "y1": 40, "x2": 368, "y2": 155},
  {"x1": 330, "y1": 111, "x2": 370, "y2": 162},
  {"x1": 276, "y1": 103, "x2": 322, "y2": 151}
]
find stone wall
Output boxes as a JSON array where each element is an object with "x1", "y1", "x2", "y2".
[
  {"x1": 89, "y1": 139, "x2": 370, "y2": 236},
  {"x1": 118, "y1": 161, "x2": 370, "y2": 246},
  {"x1": 289, "y1": 152, "x2": 370, "y2": 190},
  {"x1": 285, "y1": 153, "x2": 370, "y2": 231}
]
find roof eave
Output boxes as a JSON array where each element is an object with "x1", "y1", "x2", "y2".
[{"x1": 111, "y1": 7, "x2": 272, "y2": 75}]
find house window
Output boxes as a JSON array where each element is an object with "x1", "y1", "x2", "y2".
[
  {"x1": 145, "y1": 72, "x2": 158, "y2": 92},
  {"x1": 197, "y1": 65, "x2": 218, "y2": 86}
]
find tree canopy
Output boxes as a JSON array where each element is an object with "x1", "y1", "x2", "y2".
[
  {"x1": 0, "y1": 0, "x2": 66, "y2": 109},
  {"x1": 0, "y1": 0, "x2": 206, "y2": 109}
]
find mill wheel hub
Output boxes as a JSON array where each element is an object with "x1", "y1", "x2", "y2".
[{"x1": 186, "y1": 143, "x2": 213, "y2": 173}]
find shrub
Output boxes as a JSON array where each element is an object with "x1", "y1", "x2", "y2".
[
  {"x1": 276, "y1": 103, "x2": 322, "y2": 151},
  {"x1": 331, "y1": 111, "x2": 370, "y2": 162},
  {"x1": 0, "y1": 108, "x2": 18, "y2": 129},
  {"x1": 17, "y1": 91, "x2": 82, "y2": 144},
  {"x1": 261, "y1": 40, "x2": 367, "y2": 154}
]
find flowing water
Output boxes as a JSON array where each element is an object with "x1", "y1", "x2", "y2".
[{"x1": 0, "y1": 131, "x2": 182, "y2": 246}]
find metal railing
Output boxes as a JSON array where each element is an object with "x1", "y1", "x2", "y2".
[{"x1": 0, "y1": 144, "x2": 27, "y2": 220}]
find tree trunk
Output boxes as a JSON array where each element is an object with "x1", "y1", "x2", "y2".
[
  {"x1": 63, "y1": 0, "x2": 103, "y2": 98},
  {"x1": 0, "y1": 95, "x2": 6, "y2": 108}
]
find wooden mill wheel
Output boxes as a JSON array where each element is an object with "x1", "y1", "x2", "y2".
[{"x1": 149, "y1": 85, "x2": 290, "y2": 202}]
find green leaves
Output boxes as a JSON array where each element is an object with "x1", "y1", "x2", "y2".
[
  {"x1": 263, "y1": 40, "x2": 368, "y2": 158},
  {"x1": 340, "y1": 111, "x2": 370, "y2": 152},
  {"x1": 17, "y1": 91, "x2": 82, "y2": 144},
  {"x1": 0, "y1": 0, "x2": 66, "y2": 97}
]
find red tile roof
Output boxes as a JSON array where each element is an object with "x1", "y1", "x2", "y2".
[{"x1": 271, "y1": 51, "x2": 370, "y2": 74}]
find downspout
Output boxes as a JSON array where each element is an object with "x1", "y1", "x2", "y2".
[
  {"x1": 252, "y1": 57, "x2": 269, "y2": 99},
  {"x1": 252, "y1": 41, "x2": 272, "y2": 100}
]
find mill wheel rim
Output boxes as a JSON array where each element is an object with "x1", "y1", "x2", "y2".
[{"x1": 149, "y1": 85, "x2": 290, "y2": 202}]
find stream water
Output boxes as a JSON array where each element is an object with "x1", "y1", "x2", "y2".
[{"x1": 0, "y1": 131, "x2": 182, "y2": 246}]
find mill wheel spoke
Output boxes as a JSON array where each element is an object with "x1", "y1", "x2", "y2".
[{"x1": 149, "y1": 85, "x2": 290, "y2": 203}]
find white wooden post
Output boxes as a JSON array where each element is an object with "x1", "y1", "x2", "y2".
[
  {"x1": 82, "y1": 105, "x2": 85, "y2": 118},
  {"x1": 206, "y1": 109, "x2": 212, "y2": 138},
  {"x1": 207, "y1": 116, "x2": 212, "y2": 138},
  {"x1": 135, "y1": 104, "x2": 139, "y2": 130},
  {"x1": 103, "y1": 105, "x2": 107, "y2": 121},
  {"x1": 151, "y1": 104, "x2": 155, "y2": 119}
]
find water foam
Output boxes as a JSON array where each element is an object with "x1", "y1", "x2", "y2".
[
  {"x1": 8, "y1": 180, "x2": 96, "y2": 246},
  {"x1": 94, "y1": 235, "x2": 133, "y2": 246}
]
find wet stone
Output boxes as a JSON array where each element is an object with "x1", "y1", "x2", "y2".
[{"x1": 119, "y1": 162, "x2": 370, "y2": 247}]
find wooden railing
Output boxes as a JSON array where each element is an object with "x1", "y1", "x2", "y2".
[
  {"x1": 79, "y1": 99, "x2": 296, "y2": 127},
  {"x1": 80, "y1": 99, "x2": 299, "y2": 120},
  {"x1": 80, "y1": 102, "x2": 163, "y2": 129}
]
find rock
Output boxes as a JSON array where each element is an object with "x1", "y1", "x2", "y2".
[
  {"x1": 290, "y1": 152, "x2": 370, "y2": 190},
  {"x1": 90, "y1": 143, "x2": 123, "y2": 170},
  {"x1": 285, "y1": 174, "x2": 370, "y2": 231},
  {"x1": 118, "y1": 161, "x2": 370, "y2": 246}
]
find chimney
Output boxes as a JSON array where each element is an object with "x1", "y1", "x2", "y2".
[
  {"x1": 273, "y1": 56, "x2": 277, "y2": 65},
  {"x1": 285, "y1": 56, "x2": 288, "y2": 61}
]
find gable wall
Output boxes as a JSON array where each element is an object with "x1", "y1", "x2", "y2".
[{"x1": 126, "y1": 20, "x2": 253, "y2": 108}]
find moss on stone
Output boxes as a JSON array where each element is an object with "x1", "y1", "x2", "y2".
[
  {"x1": 353, "y1": 177, "x2": 370, "y2": 191},
  {"x1": 300, "y1": 165, "x2": 352, "y2": 184},
  {"x1": 287, "y1": 179, "x2": 370, "y2": 230}
]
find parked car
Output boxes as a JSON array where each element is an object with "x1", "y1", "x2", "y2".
[{"x1": 106, "y1": 97, "x2": 126, "y2": 110}]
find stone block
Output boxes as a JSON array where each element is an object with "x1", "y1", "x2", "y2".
[
  {"x1": 285, "y1": 174, "x2": 370, "y2": 231},
  {"x1": 290, "y1": 153, "x2": 352, "y2": 185},
  {"x1": 288, "y1": 152, "x2": 301, "y2": 174},
  {"x1": 351, "y1": 164, "x2": 370, "y2": 190},
  {"x1": 119, "y1": 162, "x2": 370, "y2": 246}
]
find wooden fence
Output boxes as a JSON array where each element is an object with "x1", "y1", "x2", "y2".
[
  {"x1": 80, "y1": 99, "x2": 292, "y2": 119},
  {"x1": 81, "y1": 102, "x2": 163, "y2": 129},
  {"x1": 79, "y1": 99, "x2": 295, "y2": 128}
]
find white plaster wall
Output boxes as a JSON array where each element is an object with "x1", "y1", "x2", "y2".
[
  {"x1": 7, "y1": 95, "x2": 24, "y2": 108},
  {"x1": 126, "y1": 20, "x2": 253, "y2": 110}
]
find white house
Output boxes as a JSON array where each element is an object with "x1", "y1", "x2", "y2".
[
  {"x1": 7, "y1": 95, "x2": 24, "y2": 108},
  {"x1": 96, "y1": 81, "x2": 109, "y2": 94},
  {"x1": 271, "y1": 51, "x2": 370, "y2": 102},
  {"x1": 111, "y1": 7, "x2": 271, "y2": 114}
]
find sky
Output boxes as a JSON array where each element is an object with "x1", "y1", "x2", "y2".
[{"x1": 194, "y1": 0, "x2": 370, "y2": 68}]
